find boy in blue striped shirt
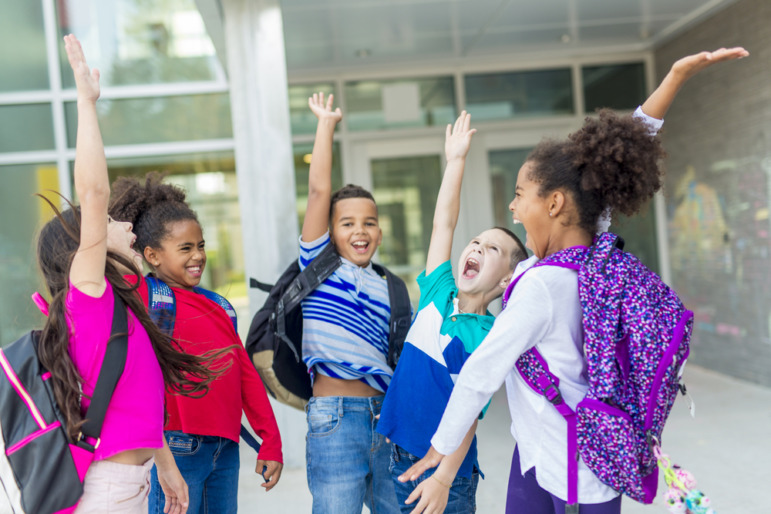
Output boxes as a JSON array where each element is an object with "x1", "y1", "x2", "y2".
[
  {"x1": 377, "y1": 111, "x2": 527, "y2": 513},
  {"x1": 300, "y1": 92, "x2": 408, "y2": 513}
]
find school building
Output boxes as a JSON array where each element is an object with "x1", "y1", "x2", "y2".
[{"x1": 2, "y1": 0, "x2": 769, "y2": 466}]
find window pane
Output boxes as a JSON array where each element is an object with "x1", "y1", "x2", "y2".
[
  {"x1": 0, "y1": 2, "x2": 48, "y2": 91},
  {"x1": 0, "y1": 164, "x2": 60, "y2": 345},
  {"x1": 106, "y1": 152, "x2": 246, "y2": 317},
  {"x1": 489, "y1": 148, "x2": 532, "y2": 247},
  {"x1": 65, "y1": 94, "x2": 232, "y2": 147},
  {"x1": 583, "y1": 63, "x2": 646, "y2": 112},
  {"x1": 613, "y1": 207, "x2": 659, "y2": 274},
  {"x1": 57, "y1": 0, "x2": 223, "y2": 88},
  {"x1": 289, "y1": 83, "x2": 336, "y2": 135},
  {"x1": 0, "y1": 104, "x2": 55, "y2": 153},
  {"x1": 465, "y1": 69, "x2": 574, "y2": 121},
  {"x1": 371, "y1": 155, "x2": 442, "y2": 301},
  {"x1": 293, "y1": 142, "x2": 343, "y2": 231},
  {"x1": 344, "y1": 78, "x2": 456, "y2": 131}
]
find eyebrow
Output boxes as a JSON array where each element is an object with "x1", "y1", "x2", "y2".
[
  {"x1": 338, "y1": 216, "x2": 377, "y2": 222},
  {"x1": 177, "y1": 240, "x2": 204, "y2": 248}
]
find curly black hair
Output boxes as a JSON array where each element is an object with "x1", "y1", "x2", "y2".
[
  {"x1": 526, "y1": 109, "x2": 665, "y2": 234},
  {"x1": 329, "y1": 184, "x2": 377, "y2": 224},
  {"x1": 109, "y1": 172, "x2": 199, "y2": 252}
]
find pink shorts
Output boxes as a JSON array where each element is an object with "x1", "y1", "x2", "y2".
[{"x1": 74, "y1": 458, "x2": 154, "y2": 513}]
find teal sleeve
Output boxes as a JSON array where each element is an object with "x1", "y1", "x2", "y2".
[{"x1": 415, "y1": 261, "x2": 457, "y2": 312}]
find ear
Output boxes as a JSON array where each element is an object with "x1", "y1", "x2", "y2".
[
  {"x1": 376, "y1": 228, "x2": 383, "y2": 247},
  {"x1": 143, "y1": 246, "x2": 159, "y2": 267},
  {"x1": 499, "y1": 271, "x2": 513, "y2": 289},
  {"x1": 549, "y1": 190, "x2": 567, "y2": 217}
]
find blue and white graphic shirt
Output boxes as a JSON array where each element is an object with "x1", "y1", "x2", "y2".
[
  {"x1": 299, "y1": 232, "x2": 392, "y2": 392},
  {"x1": 377, "y1": 261, "x2": 493, "y2": 479}
]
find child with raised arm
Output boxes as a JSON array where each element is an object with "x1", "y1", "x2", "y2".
[
  {"x1": 35, "y1": 35, "x2": 220, "y2": 514},
  {"x1": 299, "y1": 93, "x2": 411, "y2": 514},
  {"x1": 398, "y1": 48, "x2": 748, "y2": 513},
  {"x1": 376, "y1": 112, "x2": 528, "y2": 513}
]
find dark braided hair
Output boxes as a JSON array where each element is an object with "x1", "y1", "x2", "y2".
[
  {"x1": 109, "y1": 172, "x2": 199, "y2": 253},
  {"x1": 526, "y1": 109, "x2": 665, "y2": 234},
  {"x1": 36, "y1": 197, "x2": 221, "y2": 441},
  {"x1": 329, "y1": 184, "x2": 377, "y2": 224}
]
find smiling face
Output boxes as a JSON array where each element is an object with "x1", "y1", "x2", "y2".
[
  {"x1": 330, "y1": 197, "x2": 382, "y2": 267},
  {"x1": 106, "y1": 216, "x2": 143, "y2": 271},
  {"x1": 144, "y1": 219, "x2": 206, "y2": 290},
  {"x1": 509, "y1": 161, "x2": 554, "y2": 259},
  {"x1": 457, "y1": 228, "x2": 517, "y2": 297}
]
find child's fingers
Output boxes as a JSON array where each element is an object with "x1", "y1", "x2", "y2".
[
  {"x1": 462, "y1": 111, "x2": 472, "y2": 132},
  {"x1": 446, "y1": 123, "x2": 452, "y2": 140},
  {"x1": 326, "y1": 93, "x2": 334, "y2": 111}
]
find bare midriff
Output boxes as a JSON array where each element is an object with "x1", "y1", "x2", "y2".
[
  {"x1": 313, "y1": 374, "x2": 382, "y2": 397},
  {"x1": 105, "y1": 448, "x2": 155, "y2": 466}
]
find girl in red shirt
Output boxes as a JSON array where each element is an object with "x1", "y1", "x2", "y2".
[{"x1": 109, "y1": 173, "x2": 283, "y2": 513}]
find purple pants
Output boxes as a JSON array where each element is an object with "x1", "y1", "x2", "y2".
[{"x1": 505, "y1": 446, "x2": 622, "y2": 514}]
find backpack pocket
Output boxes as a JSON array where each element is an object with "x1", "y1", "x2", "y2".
[{"x1": 577, "y1": 398, "x2": 648, "y2": 502}]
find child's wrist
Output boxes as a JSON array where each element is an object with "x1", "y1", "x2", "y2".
[{"x1": 445, "y1": 155, "x2": 466, "y2": 164}]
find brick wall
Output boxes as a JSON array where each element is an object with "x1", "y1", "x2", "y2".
[{"x1": 655, "y1": 0, "x2": 771, "y2": 385}]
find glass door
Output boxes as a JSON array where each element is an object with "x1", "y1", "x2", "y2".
[{"x1": 350, "y1": 137, "x2": 444, "y2": 301}]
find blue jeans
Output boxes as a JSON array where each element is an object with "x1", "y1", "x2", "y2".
[
  {"x1": 306, "y1": 396, "x2": 399, "y2": 514},
  {"x1": 389, "y1": 444, "x2": 479, "y2": 514},
  {"x1": 149, "y1": 431, "x2": 239, "y2": 514}
]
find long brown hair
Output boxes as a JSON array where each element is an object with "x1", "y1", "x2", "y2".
[{"x1": 36, "y1": 196, "x2": 223, "y2": 440}]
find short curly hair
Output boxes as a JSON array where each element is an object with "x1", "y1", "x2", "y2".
[
  {"x1": 526, "y1": 110, "x2": 665, "y2": 233},
  {"x1": 329, "y1": 184, "x2": 377, "y2": 224},
  {"x1": 108, "y1": 172, "x2": 199, "y2": 252}
]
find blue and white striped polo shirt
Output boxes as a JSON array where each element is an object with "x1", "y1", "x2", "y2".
[{"x1": 299, "y1": 232, "x2": 392, "y2": 392}]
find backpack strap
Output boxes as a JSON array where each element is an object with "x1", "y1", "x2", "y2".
[
  {"x1": 145, "y1": 275, "x2": 177, "y2": 337},
  {"x1": 275, "y1": 244, "x2": 342, "y2": 359},
  {"x1": 502, "y1": 252, "x2": 584, "y2": 513},
  {"x1": 372, "y1": 263, "x2": 411, "y2": 368},
  {"x1": 77, "y1": 291, "x2": 129, "y2": 451},
  {"x1": 193, "y1": 287, "x2": 238, "y2": 333}
]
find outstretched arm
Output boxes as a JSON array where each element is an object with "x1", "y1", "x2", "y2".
[
  {"x1": 642, "y1": 47, "x2": 748, "y2": 119},
  {"x1": 425, "y1": 111, "x2": 476, "y2": 275},
  {"x1": 65, "y1": 34, "x2": 110, "y2": 297},
  {"x1": 301, "y1": 92, "x2": 342, "y2": 243}
]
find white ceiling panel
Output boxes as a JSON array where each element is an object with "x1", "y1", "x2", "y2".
[{"x1": 279, "y1": 0, "x2": 738, "y2": 75}]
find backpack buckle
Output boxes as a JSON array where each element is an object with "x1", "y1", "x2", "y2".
[
  {"x1": 543, "y1": 383, "x2": 563, "y2": 405},
  {"x1": 75, "y1": 432, "x2": 101, "y2": 452}
]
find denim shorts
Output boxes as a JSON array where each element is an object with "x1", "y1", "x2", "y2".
[{"x1": 389, "y1": 443, "x2": 479, "y2": 514}]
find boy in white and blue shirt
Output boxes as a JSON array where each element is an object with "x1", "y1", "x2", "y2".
[
  {"x1": 377, "y1": 112, "x2": 527, "y2": 513},
  {"x1": 300, "y1": 92, "x2": 411, "y2": 513}
]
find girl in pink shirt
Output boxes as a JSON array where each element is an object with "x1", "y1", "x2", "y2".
[{"x1": 34, "y1": 35, "x2": 219, "y2": 514}]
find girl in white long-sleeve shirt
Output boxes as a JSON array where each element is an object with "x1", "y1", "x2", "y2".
[{"x1": 397, "y1": 47, "x2": 748, "y2": 514}]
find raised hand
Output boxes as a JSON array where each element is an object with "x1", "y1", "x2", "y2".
[
  {"x1": 445, "y1": 111, "x2": 477, "y2": 162},
  {"x1": 670, "y1": 47, "x2": 749, "y2": 81},
  {"x1": 63, "y1": 34, "x2": 100, "y2": 103},
  {"x1": 308, "y1": 92, "x2": 342, "y2": 125}
]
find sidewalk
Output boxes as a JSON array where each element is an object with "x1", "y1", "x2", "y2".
[{"x1": 237, "y1": 365, "x2": 770, "y2": 512}]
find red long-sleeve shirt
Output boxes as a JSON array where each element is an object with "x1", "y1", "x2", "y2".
[{"x1": 131, "y1": 276, "x2": 283, "y2": 463}]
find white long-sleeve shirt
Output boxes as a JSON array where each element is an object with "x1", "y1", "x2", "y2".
[{"x1": 430, "y1": 259, "x2": 619, "y2": 502}]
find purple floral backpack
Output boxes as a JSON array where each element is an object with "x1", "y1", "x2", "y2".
[{"x1": 502, "y1": 232, "x2": 694, "y2": 513}]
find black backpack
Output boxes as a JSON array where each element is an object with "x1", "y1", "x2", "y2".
[
  {"x1": 245, "y1": 244, "x2": 412, "y2": 410},
  {"x1": 0, "y1": 292, "x2": 127, "y2": 514}
]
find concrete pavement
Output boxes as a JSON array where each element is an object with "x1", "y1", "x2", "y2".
[{"x1": 237, "y1": 365, "x2": 770, "y2": 512}]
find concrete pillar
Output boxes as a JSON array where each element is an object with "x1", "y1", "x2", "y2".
[{"x1": 221, "y1": 0, "x2": 305, "y2": 468}]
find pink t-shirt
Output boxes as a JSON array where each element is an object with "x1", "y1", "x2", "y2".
[{"x1": 65, "y1": 279, "x2": 164, "y2": 460}]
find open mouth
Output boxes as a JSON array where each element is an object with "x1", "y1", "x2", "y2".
[
  {"x1": 351, "y1": 241, "x2": 370, "y2": 254},
  {"x1": 187, "y1": 265, "x2": 203, "y2": 277},
  {"x1": 463, "y1": 258, "x2": 480, "y2": 279}
]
